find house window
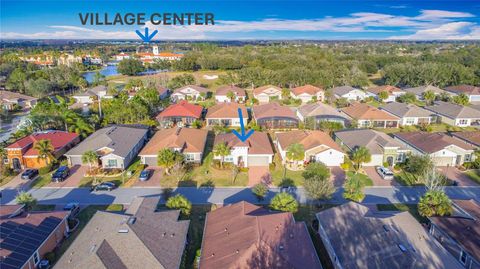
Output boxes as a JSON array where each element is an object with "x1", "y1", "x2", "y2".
[
  {"x1": 224, "y1": 156, "x2": 233, "y2": 162},
  {"x1": 33, "y1": 251, "x2": 40, "y2": 265},
  {"x1": 458, "y1": 119, "x2": 468, "y2": 125},
  {"x1": 460, "y1": 250, "x2": 467, "y2": 265},
  {"x1": 107, "y1": 159, "x2": 117, "y2": 167},
  {"x1": 465, "y1": 154, "x2": 472, "y2": 162},
  {"x1": 405, "y1": 118, "x2": 415, "y2": 125},
  {"x1": 396, "y1": 153, "x2": 405, "y2": 162},
  {"x1": 185, "y1": 154, "x2": 194, "y2": 161}
]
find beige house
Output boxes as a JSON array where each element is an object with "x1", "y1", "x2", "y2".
[
  {"x1": 253, "y1": 85, "x2": 282, "y2": 103},
  {"x1": 290, "y1": 84, "x2": 324, "y2": 103}
]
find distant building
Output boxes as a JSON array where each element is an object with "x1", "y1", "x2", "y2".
[
  {"x1": 451, "y1": 131, "x2": 480, "y2": 147},
  {"x1": 366, "y1": 85, "x2": 405, "y2": 103},
  {"x1": 156, "y1": 100, "x2": 204, "y2": 127},
  {"x1": 296, "y1": 102, "x2": 351, "y2": 128},
  {"x1": 253, "y1": 85, "x2": 282, "y2": 103},
  {"x1": 214, "y1": 85, "x2": 246, "y2": 103},
  {"x1": 444, "y1": 85, "x2": 480, "y2": 103},
  {"x1": 402, "y1": 85, "x2": 448, "y2": 100},
  {"x1": 290, "y1": 84, "x2": 325, "y2": 103},
  {"x1": 341, "y1": 103, "x2": 400, "y2": 128},
  {"x1": 205, "y1": 103, "x2": 248, "y2": 127},
  {"x1": 424, "y1": 101, "x2": 480, "y2": 127},
  {"x1": 330, "y1": 86, "x2": 367, "y2": 101},
  {"x1": 316, "y1": 202, "x2": 462, "y2": 269},
  {"x1": 171, "y1": 85, "x2": 209, "y2": 102},
  {"x1": 199, "y1": 201, "x2": 322, "y2": 269},
  {"x1": 72, "y1": 85, "x2": 115, "y2": 104},
  {"x1": 380, "y1": 103, "x2": 434, "y2": 126},
  {"x1": 115, "y1": 52, "x2": 131, "y2": 61},
  {"x1": 55, "y1": 197, "x2": 190, "y2": 269}
]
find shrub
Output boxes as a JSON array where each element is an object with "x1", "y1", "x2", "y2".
[
  {"x1": 252, "y1": 183, "x2": 268, "y2": 201},
  {"x1": 269, "y1": 193, "x2": 298, "y2": 213},
  {"x1": 2, "y1": 166, "x2": 16, "y2": 177},
  {"x1": 44, "y1": 252, "x2": 56, "y2": 263},
  {"x1": 166, "y1": 194, "x2": 192, "y2": 215},
  {"x1": 418, "y1": 190, "x2": 452, "y2": 217},
  {"x1": 15, "y1": 192, "x2": 37, "y2": 211},
  {"x1": 343, "y1": 177, "x2": 365, "y2": 202}
]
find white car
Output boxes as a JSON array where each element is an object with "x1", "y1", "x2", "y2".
[{"x1": 376, "y1": 166, "x2": 394, "y2": 180}]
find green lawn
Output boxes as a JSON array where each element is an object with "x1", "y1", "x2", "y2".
[
  {"x1": 394, "y1": 171, "x2": 424, "y2": 186},
  {"x1": 465, "y1": 170, "x2": 480, "y2": 184},
  {"x1": 79, "y1": 158, "x2": 144, "y2": 187},
  {"x1": 0, "y1": 175, "x2": 14, "y2": 187},
  {"x1": 270, "y1": 155, "x2": 305, "y2": 186},
  {"x1": 346, "y1": 171, "x2": 373, "y2": 187},
  {"x1": 31, "y1": 204, "x2": 56, "y2": 211},
  {"x1": 161, "y1": 166, "x2": 248, "y2": 188},
  {"x1": 376, "y1": 203, "x2": 428, "y2": 224},
  {"x1": 51, "y1": 204, "x2": 124, "y2": 266},
  {"x1": 31, "y1": 174, "x2": 53, "y2": 188}
]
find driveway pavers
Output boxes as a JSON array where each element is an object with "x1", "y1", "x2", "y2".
[
  {"x1": 364, "y1": 166, "x2": 398, "y2": 186},
  {"x1": 438, "y1": 167, "x2": 478, "y2": 186},
  {"x1": 248, "y1": 166, "x2": 271, "y2": 186},
  {"x1": 133, "y1": 166, "x2": 163, "y2": 187},
  {"x1": 47, "y1": 165, "x2": 87, "y2": 188}
]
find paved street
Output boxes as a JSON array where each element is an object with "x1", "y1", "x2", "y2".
[{"x1": 1, "y1": 185, "x2": 479, "y2": 206}]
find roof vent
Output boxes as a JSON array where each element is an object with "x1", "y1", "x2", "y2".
[
  {"x1": 279, "y1": 245, "x2": 284, "y2": 251},
  {"x1": 289, "y1": 233, "x2": 294, "y2": 239},
  {"x1": 398, "y1": 244, "x2": 407, "y2": 252},
  {"x1": 171, "y1": 233, "x2": 175, "y2": 237},
  {"x1": 118, "y1": 229, "x2": 129, "y2": 233}
]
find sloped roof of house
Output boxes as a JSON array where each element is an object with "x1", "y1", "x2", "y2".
[
  {"x1": 253, "y1": 102, "x2": 297, "y2": 120},
  {"x1": 445, "y1": 85, "x2": 480, "y2": 95},
  {"x1": 342, "y1": 103, "x2": 399, "y2": 120},
  {"x1": 199, "y1": 201, "x2": 321, "y2": 269},
  {"x1": 74, "y1": 85, "x2": 108, "y2": 97},
  {"x1": 291, "y1": 85, "x2": 323, "y2": 96},
  {"x1": 157, "y1": 100, "x2": 203, "y2": 119},
  {"x1": 55, "y1": 197, "x2": 189, "y2": 269},
  {"x1": 65, "y1": 125, "x2": 148, "y2": 158},
  {"x1": 215, "y1": 85, "x2": 246, "y2": 96},
  {"x1": 430, "y1": 199, "x2": 480, "y2": 262},
  {"x1": 367, "y1": 85, "x2": 402, "y2": 95},
  {"x1": 297, "y1": 102, "x2": 350, "y2": 119},
  {"x1": 451, "y1": 131, "x2": 480, "y2": 147},
  {"x1": 316, "y1": 202, "x2": 462, "y2": 269},
  {"x1": 276, "y1": 130, "x2": 343, "y2": 152},
  {"x1": 0, "y1": 90, "x2": 37, "y2": 102},
  {"x1": 253, "y1": 85, "x2": 282, "y2": 96},
  {"x1": 402, "y1": 85, "x2": 445, "y2": 96},
  {"x1": 6, "y1": 131, "x2": 79, "y2": 156},
  {"x1": 424, "y1": 101, "x2": 480, "y2": 119},
  {"x1": 214, "y1": 132, "x2": 273, "y2": 155},
  {"x1": 174, "y1": 85, "x2": 209, "y2": 94},
  {"x1": 140, "y1": 128, "x2": 208, "y2": 155},
  {"x1": 380, "y1": 103, "x2": 433, "y2": 118},
  {"x1": 206, "y1": 103, "x2": 248, "y2": 119},
  {"x1": 330, "y1": 86, "x2": 361, "y2": 96},
  {"x1": 0, "y1": 207, "x2": 68, "y2": 269},
  {"x1": 335, "y1": 129, "x2": 405, "y2": 154},
  {"x1": 394, "y1": 132, "x2": 475, "y2": 153}
]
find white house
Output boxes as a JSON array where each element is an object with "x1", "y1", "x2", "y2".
[
  {"x1": 253, "y1": 85, "x2": 282, "y2": 103},
  {"x1": 205, "y1": 103, "x2": 248, "y2": 127},
  {"x1": 330, "y1": 86, "x2": 367, "y2": 101},
  {"x1": 72, "y1": 86, "x2": 114, "y2": 104},
  {"x1": 171, "y1": 85, "x2": 209, "y2": 102},
  {"x1": 115, "y1": 53, "x2": 130, "y2": 61},
  {"x1": 445, "y1": 85, "x2": 480, "y2": 103},
  {"x1": 366, "y1": 85, "x2": 405, "y2": 103},
  {"x1": 215, "y1": 85, "x2": 246, "y2": 103},
  {"x1": 213, "y1": 132, "x2": 274, "y2": 167},
  {"x1": 290, "y1": 85, "x2": 324, "y2": 103},
  {"x1": 276, "y1": 130, "x2": 345, "y2": 166}
]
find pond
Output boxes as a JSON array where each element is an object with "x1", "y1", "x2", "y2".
[{"x1": 82, "y1": 62, "x2": 165, "y2": 83}]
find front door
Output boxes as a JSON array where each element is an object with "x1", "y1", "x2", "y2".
[
  {"x1": 386, "y1": 156, "x2": 394, "y2": 167},
  {"x1": 12, "y1": 158, "x2": 21, "y2": 170},
  {"x1": 455, "y1": 155, "x2": 462, "y2": 166}
]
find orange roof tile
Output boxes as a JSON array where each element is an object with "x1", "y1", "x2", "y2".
[{"x1": 342, "y1": 103, "x2": 399, "y2": 120}]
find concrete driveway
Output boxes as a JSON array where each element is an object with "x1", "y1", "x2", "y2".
[
  {"x1": 1, "y1": 173, "x2": 35, "y2": 191},
  {"x1": 438, "y1": 167, "x2": 478, "y2": 186},
  {"x1": 363, "y1": 166, "x2": 398, "y2": 186},
  {"x1": 133, "y1": 167, "x2": 162, "y2": 187},
  {"x1": 47, "y1": 165, "x2": 87, "y2": 188},
  {"x1": 248, "y1": 166, "x2": 271, "y2": 187},
  {"x1": 329, "y1": 167, "x2": 346, "y2": 187}
]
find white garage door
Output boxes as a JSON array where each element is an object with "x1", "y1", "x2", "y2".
[
  {"x1": 143, "y1": 156, "x2": 158, "y2": 167},
  {"x1": 248, "y1": 156, "x2": 270, "y2": 166},
  {"x1": 433, "y1": 157, "x2": 454, "y2": 166},
  {"x1": 470, "y1": 95, "x2": 480, "y2": 102}
]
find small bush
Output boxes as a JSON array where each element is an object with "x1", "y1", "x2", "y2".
[
  {"x1": 252, "y1": 183, "x2": 268, "y2": 201},
  {"x1": 44, "y1": 252, "x2": 56, "y2": 263}
]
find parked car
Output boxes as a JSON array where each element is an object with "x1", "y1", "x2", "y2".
[
  {"x1": 376, "y1": 166, "x2": 394, "y2": 180},
  {"x1": 21, "y1": 169, "x2": 39, "y2": 180},
  {"x1": 92, "y1": 181, "x2": 117, "y2": 192},
  {"x1": 63, "y1": 202, "x2": 80, "y2": 218},
  {"x1": 139, "y1": 169, "x2": 152, "y2": 181},
  {"x1": 51, "y1": 166, "x2": 70, "y2": 182}
]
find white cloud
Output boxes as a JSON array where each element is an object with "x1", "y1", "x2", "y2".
[{"x1": 1, "y1": 9, "x2": 478, "y2": 40}]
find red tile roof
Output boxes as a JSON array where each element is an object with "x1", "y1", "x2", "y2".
[
  {"x1": 157, "y1": 101, "x2": 203, "y2": 119},
  {"x1": 6, "y1": 131, "x2": 79, "y2": 156},
  {"x1": 214, "y1": 132, "x2": 274, "y2": 155},
  {"x1": 291, "y1": 84, "x2": 323, "y2": 96}
]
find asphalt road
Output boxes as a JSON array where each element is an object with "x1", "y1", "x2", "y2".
[{"x1": 1, "y1": 186, "x2": 479, "y2": 206}]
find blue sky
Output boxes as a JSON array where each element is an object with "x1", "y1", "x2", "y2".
[{"x1": 1, "y1": 0, "x2": 479, "y2": 40}]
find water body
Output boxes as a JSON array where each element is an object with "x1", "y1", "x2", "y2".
[
  {"x1": 0, "y1": 111, "x2": 28, "y2": 143},
  {"x1": 82, "y1": 62, "x2": 164, "y2": 83}
]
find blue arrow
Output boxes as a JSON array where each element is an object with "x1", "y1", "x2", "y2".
[
  {"x1": 232, "y1": 108, "x2": 254, "y2": 142},
  {"x1": 135, "y1": 27, "x2": 158, "y2": 43}
]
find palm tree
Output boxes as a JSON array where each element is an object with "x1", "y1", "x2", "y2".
[
  {"x1": 418, "y1": 190, "x2": 452, "y2": 217},
  {"x1": 422, "y1": 90, "x2": 436, "y2": 105},
  {"x1": 213, "y1": 142, "x2": 231, "y2": 169},
  {"x1": 82, "y1": 150, "x2": 98, "y2": 184},
  {"x1": 286, "y1": 143, "x2": 305, "y2": 168},
  {"x1": 351, "y1": 146, "x2": 371, "y2": 173},
  {"x1": 33, "y1": 139, "x2": 55, "y2": 166},
  {"x1": 158, "y1": 149, "x2": 179, "y2": 175}
]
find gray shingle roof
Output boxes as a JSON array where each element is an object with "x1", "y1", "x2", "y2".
[
  {"x1": 65, "y1": 125, "x2": 148, "y2": 158},
  {"x1": 316, "y1": 202, "x2": 462, "y2": 269},
  {"x1": 297, "y1": 102, "x2": 350, "y2": 119},
  {"x1": 425, "y1": 101, "x2": 480, "y2": 119},
  {"x1": 334, "y1": 129, "x2": 405, "y2": 154},
  {"x1": 331, "y1": 86, "x2": 361, "y2": 96},
  {"x1": 402, "y1": 85, "x2": 445, "y2": 96},
  {"x1": 55, "y1": 197, "x2": 189, "y2": 269},
  {"x1": 380, "y1": 103, "x2": 433, "y2": 118},
  {"x1": 75, "y1": 85, "x2": 108, "y2": 97}
]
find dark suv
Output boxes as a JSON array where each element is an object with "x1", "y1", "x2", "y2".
[
  {"x1": 52, "y1": 166, "x2": 70, "y2": 182},
  {"x1": 21, "y1": 169, "x2": 39, "y2": 180}
]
